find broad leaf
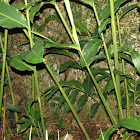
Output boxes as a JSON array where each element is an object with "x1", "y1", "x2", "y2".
[
  {"x1": 75, "y1": 21, "x2": 88, "y2": 35},
  {"x1": 80, "y1": 39, "x2": 102, "y2": 67},
  {"x1": 56, "y1": 123, "x2": 67, "y2": 129},
  {"x1": 97, "y1": 126, "x2": 117, "y2": 140},
  {"x1": 58, "y1": 87, "x2": 71, "y2": 108},
  {"x1": 119, "y1": 4, "x2": 137, "y2": 19},
  {"x1": 29, "y1": 2, "x2": 44, "y2": 23},
  {"x1": 131, "y1": 50, "x2": 140, "y2": 73},
  {"x1": 60, "y1": 80, "x2": 84, "y2": 91},
  {"x1": 6, "y1": 103, "x2": 20, "y2": 112},
  {"x1": 64, "y1": 90, "x2": 79, "y2": 113},
  {"x1": 117, "y1": 118, "x2": 140, "y2": 132},
  {"x1": 44, "y1": 42, "x2": 80, "y2": 51},
  {"x1": 83, "y1": 76, "x2": 94, "y2": 95},
  {"x1": 45, "y1": 49, "x2": 73, "y2": 59},
  {"x1": 98, "y1": 18, "x2": 110, "y2": 34},
  {"x1": 76, "y1": 95, "x2": 88, "y2": 112},
  {"x1": 10, "y1": 55, "x2": 34, "y2": 71},
  {"x1": 59, "y1": 61, "x2": 81, "y2": 73},
  {"x1": 90, "y1": 67, "x2": 110, "y2": 77},
  {"x1": 21, "y1": 39, "x2": 45, "y2": 64},
  {"x1": 17, "y1": 119, "x2": 31, "y2": 124},
  {"x1": 46, "y1": 87, "x2": 59, "y2": 102},
  {"x1": 118, "y1": 53, "x2": 132, "y2": 63},
  {"x1": 18, "y1": 122, "x2": 32, "y2": 134},
  {"x1": 81, "y1": 0, "x2": 93, "y2": 7},
  {"x1": 100, "y1": 0, "x2": 127, "y2": 20},
  {"x1": 0, "y1": 2, "x2": 28, "y2": 29},
  {"x1": 90, "y1": 103, "x2": 99, "y2": 118}
]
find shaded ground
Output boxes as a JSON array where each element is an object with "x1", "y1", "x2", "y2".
[{"x1": 0, "y1": 112, "x2": 140, "y2": 140}]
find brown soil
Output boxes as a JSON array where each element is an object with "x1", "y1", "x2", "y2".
[{"x1": 0, "y1": 112, "x2": 140, "y2": 140}]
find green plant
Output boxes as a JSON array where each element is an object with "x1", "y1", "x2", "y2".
[{"x1": 0, "y1": 0, "x2": 139, "y2": 139}]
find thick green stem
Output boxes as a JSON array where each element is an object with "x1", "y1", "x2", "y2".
[
  {"x1": 24, "y1": 0, "x2": 46, "y2": 137},
  {"x1": 92, "y1": 1, "x2": 123, "y2": 119},
  {"x1": 54, "y1": 2, "x2": 75, "y2": 43},
  {"x1": 0, "y1": 29, "x2": 8, "y2": 116},
  {"x1": 110, "y1": 0, "x2": 123, "y2": 119},
  {"x1": 43, "y1": 61, "x2": 90, "y2": 140},
  {"x1": 34, "y1": 67, "x2": 46, "y2": 138},
  {"x1": 62, "y1": 0, "x2": 116, "y2": 125},
  {"x1": 133, "y1": 69, "x2": 136, "y2": 117},
  {"x1": 116, "y1": 14, "x2": 130, "y2": 117},
  {"x1": 79, "y1": 51, "x2": 117, "y2": 125}
]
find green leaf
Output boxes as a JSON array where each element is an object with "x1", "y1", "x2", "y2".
[
  {"x1": 60, "y1": 80, "x2": 84, "y2": 91},
  {"x1": 46, "y1": 49, "x2": 73, "y2": 59},
  {"x1": 64, "y1": 90, "x2": 79, "y2": 113},
  {"x1": 117, "y1": 118, "x2": 140, "y2": 132},
  {"x1": 76, "y1": 95, "x2": 88, "y2": 112},
  {"x1": 90, "y1": 67, "x2": 110, "y2": 77},
  {"x1": 131, "y1": 50, "x2": 140, "y2": 73},
  {"x1": 10, "y1": 55, "x2": 34, "y2": 71},
  {"x1": 58, "y1": 87, "x2": 71, "y2": 108},
  {"x1": 46, "y1": 87, "x2": 59, "y2": 102},
  {"x1": 97, "y1": 126, "x2": 117, "y2": 140},
  {"x1": 14, "y1": 3, "x2": 25, "y2": 10},
  {"x1": 100, "y1": 0, "x2": 127, "y2": 20},
  {"x1": 0, "y1": 2, "x2": 28, "y2": 29},
  {"x1": 119, "y1": 53, "x2": 132, "y2": 63},
  {"x1": 119, "y1": 4, "x2": 137, "y2": 19},
  {"x1": 83, "y1": 76, "x2": 94, "y2": 96},
  {"x1": 80, "y1": 39, "x2": 102, "y2": 67},
  {"x1": 44, "y1": 43, "x2": 80, "y2": 51},
  {"x1": 75, "y1": 21, "x2": 88, "y2": 35},
  {"x1": 90, "y1": 103, "x2": 99, "y2": 118},
  {"x1": 59, "y1": 61, "x2": 81, "y2": 73},
  {"x1": 29, "y1": 2, "x2": 44, "y2": 23},
  {"x1": 98, "y1": 18, "x2": 110, "y2": 34},
  {"x1": 81, "y1": 0, "x2": 93, "y2": 7},
  {"x1": 56, "y1": 123, "x2": 67, "y2": 130},
  {"x1": 18, "y1": 122, "x2": 32, "y2": 134},
  {"x1": 17, "y1": 119, "x2": 31, "y2": 124},
  {"x1": 6, "y1": 103, "x2": 20, "y2": 112},
  {"x1": 20, "y1": 39, "x2": 45, "y2": 64}
]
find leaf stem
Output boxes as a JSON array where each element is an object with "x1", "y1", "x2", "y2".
[
  {"x1": 116, "y1": 13, "x2": 130, "y2": 118},
  {"x1": 54, "y1": 2, "x2": 75, "y2": 43},
  {"x1": 43, "y1": 61, "x2": 90, "y2": 140},
  {"x1": 34, "y1": 67, "x2": 46, "y2": 138},
  {"x1": 92, "y1": 1, "x2": 123, "y2": 119},
  {"x1": 0, "y1": 29, "x2": 8, "y2": 116},
  {"x1": 110, "y1": 0, "x2": 123, "y2": 119}
]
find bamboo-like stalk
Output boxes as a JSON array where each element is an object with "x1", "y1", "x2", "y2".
[
  {"x1": 24, "y1": 0, "x2": 46, "y2": 137},
  {"x1": 92, "y1": 1, "x2": 124, "y2": 120},
  {"x1": 0, "y1": 32, "x2": 20, "y2": 131},
  {"x1": 116, "y1": 14, "x2": 131, "y2": 117},
  {"x1": 134, "y1": 68, "x2": 137, "y2": 118},
  {"x1": 34, "y1": 67, "x2": 46, "y2": 138},
  {"x1": 0, "y1": 29, "x2": 8, "y2": 116},
  {"x1": 110, "y1": 0, "x2": 123, "y2": 119},
  {"x1": 62, "y1": 0, "x2": 117, "y2": 125},
  {"x1": 43, "y1": 61, "x2": 90, "y2": 140},
  {"x1": 54, "y1": 2, "x2": 75, "y2": 43}
]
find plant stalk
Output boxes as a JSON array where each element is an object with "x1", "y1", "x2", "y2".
[
  {"x1": 0, "y1": 29, "x2": 8, "y2": 116},
  {"x1": 79, "y1": 51, "x2": 117, "y2": 125},
  {"x1": 116, "y1": 13, "x2": 130, "y2": 117},
  {"x1": 24, "y1": 0, "x2": 46, "y2": 137},
  {"x1": 43, "y1": 61, "x2": 90, "y2": 140},
  {"x1": 110, "y1": 0, "x2": 123, "y2": 119},
  {"x1": 54, "y1": 2, "x2": 75, "y2": 43},
  {"x1": 92, "y1": 1, "x2": 123, "y2": 119},
  {"x1": 34, "y1": 67, "x2": 46, "y2": 138}
]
